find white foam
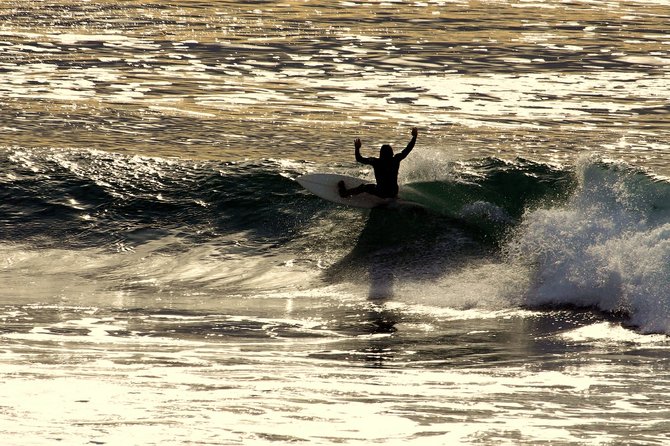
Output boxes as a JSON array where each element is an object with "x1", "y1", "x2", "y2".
[
  {"x1": 561, "y1": 321, "x2": 669, "y2": 344},
  {"x1": 398, "y1": 261, "x2": 529, "y2": 313},
  {"x1": 507, "y1": 155, "x2": 670, "y2": 333}
]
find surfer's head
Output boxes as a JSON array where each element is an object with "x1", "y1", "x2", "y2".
[{"x1": 379, "y1": 144, "x2": 393, "y2": 159}]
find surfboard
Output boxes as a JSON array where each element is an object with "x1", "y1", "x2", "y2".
[{"x1": 296, "y1": 173, "x2": 423, "y2": 210}]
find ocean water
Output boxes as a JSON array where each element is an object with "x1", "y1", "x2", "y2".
[{"x1": 1, "y1": 1, "x2": 670, "y2": 444}]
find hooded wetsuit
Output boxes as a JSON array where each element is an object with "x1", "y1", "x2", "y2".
[{"x1": 355, "y1": 135, "x2": 416, "y2": 199}]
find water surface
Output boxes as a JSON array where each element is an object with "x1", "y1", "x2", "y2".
[{"x1": 1, "y1": 1, "x2": 670, "y2": 445}]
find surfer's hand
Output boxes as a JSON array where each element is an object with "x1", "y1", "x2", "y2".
[
  {"x1": 354, "y1": 138, "x2": 362, "y2": 149},
  {"x1": 411, "y1": 127, "x2": 418, "y2": 137}
]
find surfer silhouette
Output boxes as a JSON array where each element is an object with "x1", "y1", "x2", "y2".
[{"x1": 338, "y1": 127, "x2": 418, "y2": 199}]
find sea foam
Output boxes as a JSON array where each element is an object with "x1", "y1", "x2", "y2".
[{"x1": 507, "y1": 155, "x2": 670, "y2": 333}]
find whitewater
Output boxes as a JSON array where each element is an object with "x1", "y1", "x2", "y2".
[{"x1": 1, "y1": 1, "x2": 670, "y2": 445}]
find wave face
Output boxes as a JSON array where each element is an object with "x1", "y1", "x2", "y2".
[
  {"x1": 0, "y1": 147, "x2": 574, "y2": 247},
  {"x1": 0, "y1": 148, "x2": 310, "y2": 248},
  {"x1": 3, "y1": 147, "x2": 670, "y2": 332}
]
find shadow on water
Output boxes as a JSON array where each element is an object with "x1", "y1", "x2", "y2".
[
  {"x1": 323, "y1": 206, "x2": 486, "y2": 300},
  {"x1": 319, "y1": 206, "x2": 492, "y2": 368}
]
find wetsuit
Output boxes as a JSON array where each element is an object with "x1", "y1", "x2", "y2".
[{"x1": 353, "y1": 135, "x2": 416, "y2": 199}]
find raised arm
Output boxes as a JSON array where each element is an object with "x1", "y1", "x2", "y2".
[
  {"x1": 396, "y1": 127, "x2": 418, "y2": 161},
  {"x1": 354, "y1": 138, "x2": 374, "y2": 165}
]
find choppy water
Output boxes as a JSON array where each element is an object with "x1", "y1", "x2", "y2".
[{"x1": 1, "y1": 1, "x2": 670, "y2": 445}]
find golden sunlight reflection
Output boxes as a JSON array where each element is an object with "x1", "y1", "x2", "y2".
[
  {"x1": 0, "y1": 0, "x2": 667, "y2": 166},
  {"x1": 2, "y1": 1, "x2": 670, "y2": 445}
]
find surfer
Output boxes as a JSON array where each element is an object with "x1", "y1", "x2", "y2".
[{"x1": 338, "y1": 127, "x2": 418, "y2": 199}]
